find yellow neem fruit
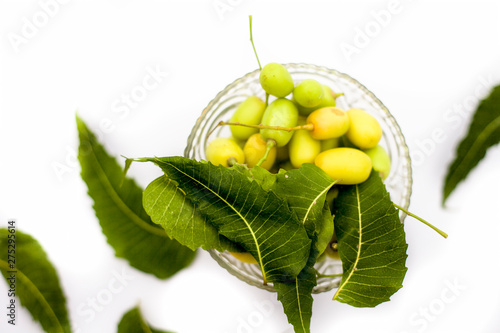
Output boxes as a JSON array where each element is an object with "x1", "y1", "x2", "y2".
[
  {"x1": 243, "y1": 133, "x2": 277, "y2": 170},
  {"x1": 345, "y1": 108, "x2": 382, "y2": 149},
  {"x1": 314, "y1": 147, "x2": 372, "y2": 185},
  {"x1": 289, "y1": 130, "x2": 321, "y2": 169},
  {"x1": 205, "y1": 137, "x2": 245, "y2": 167},
  {"x1": 307, "y1": 107, "x2": 350, "y2": 140},
  {"x1": 230, "y1": 251, "x2": 258, "y2": 264}
]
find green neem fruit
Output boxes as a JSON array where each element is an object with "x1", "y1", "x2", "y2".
[
  {"x1": 205, "y1": 137, "x2": 245, "y2": 167},
  {"x1": 260, "y1": 98, "x2": 298, "y2": 147},
  {"x1": 229, "y1": 96, "x2": 266, "y2": 140},
  {"x1": 321, "y1": 137, "x2": 340, "y2": 151},
  {"x1": 297, "y1": 85, "x2": 341, "y2": 116},
  {"x1": 321, "y1": 85, "x2": 340, "y2": 108},
  {"x1": 243, "y1": 133, "x2": 277, "y2": 170},
  {"x1": 289, "y1": 129, "x2": 321, "y2": 168},
  {"x1": 307, "y1": 107, "x2": 350, "y2": 140},
  {"x1": 314, "y1": 147, "x2": 372, "y2": 185},
  {"x1": 259, "y1": 63, "x2": 294, "y2": 97},
  {"x1": 345, "y1": 108, "x2": 382, "y2": 149},
  {"x1": 364, "y1": 145, "x2": 391, "y2": 179},
  {"x1": 293, "y1": 79, "x2": 323, "y2": 108}
]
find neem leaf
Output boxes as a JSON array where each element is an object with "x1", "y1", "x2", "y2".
[
  {"x1": 271, "y1": 163, "x2": 336, "y2": 237},
  {"x1": 141, "y1": 156, "x2": 311, "y2": 284},
  {"x1": 237, "y1": 164, "x2": 335, "y2": 253},
  {"x1": 274, "y1": 265, "x2": 316, "y2": 333},
  {"x1": 117, "y1": 306, "x2": 173, "y2": 333},
  {"x1": 236, "y1": 164, "x2": 278, "y2": 191},
  {"x1": 143, "y1": 175, "x2": 240, "y2": 252},
  {"x1": 316, "y1": 203, "x2": 334, "y2": 256},
  {"x1": 443, "y1": 85, "x2": 500, "y2": 204},
  {"x1": 77, "y1": 116, "x2": 196, "y2": 279},
  {"x1": 332, "y1": 171, "x2": 408, "y2": 307},
  {"x1": 0, "y1": 228, "x2": 71, "y2": 333},
  {"x1": 274, "y1": 241, "x2": 320, "y2": 333}
]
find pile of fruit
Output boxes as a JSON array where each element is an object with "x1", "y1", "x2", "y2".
[
  {"x1": 207, "y1": 62, "x2": 391, "y2": 187},
  {"x1": 203, "y1": 62, "x2": 393, "y2": 265}
]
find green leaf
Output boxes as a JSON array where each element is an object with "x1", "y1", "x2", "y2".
[
  {"x1": 274, "y1": 240, "x2": 320, "y2": 333},
  {"x1": 141, "y1": 156, "x2": 311, "y2": 284},
  {"x1": 235, "y1": 164, "x2": 279, "y2": 191},
  {"x1": 332, "y1": 172, "x2": 408, "y2": 307},
  {"x1": 77, "y1": 116, "x2": 196, "y2": 279},
  {"x1": 316, "y1": 203, "x2": 334, "y2": 256},
  {"x1": 236, "y1": 164, "x2": 336, "y2": 254},
  {"x1": 0, "y1": 229, "x2": 71, "y2": 333},
  {"x1": 271, "y1": 164, "x2": 336, "y2": 237},
  {"x1": 274, "y1": 266, "x2": 316, "y2": 333},
  {"x1": 117, "y1": 306, "x2": 173, "y2": 333},
  {"x1": 143, "y1": 175, "x2": 240, "y2": 252},
  {"x1": 234, "y1": 164, "x2": 334, "y2": 333},
  {"x1": 443, "y1": 85, "x2": 500, "y2": 204}
]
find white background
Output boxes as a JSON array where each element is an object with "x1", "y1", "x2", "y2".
[{"x1": 1, "y1": 1, "x2": 500, "y2": 332}]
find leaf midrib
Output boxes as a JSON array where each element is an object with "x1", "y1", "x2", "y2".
[
  {"x1": 333, "y1": 184, "x2": 363, "y2": 300},
  {"x1": 448, "y1": 114, "x2": 500, "y2": 187},
  {"x1": 159, "y1": 159, "x2": 267, "y2": 283},
  {"x1": 296, "y1": 278, "x2": 307, "y2": 332},
  {"x1": 302, "y1": 180, "x2": 337, "y2": 225},
  {"x1": 82, "y1": 127, "x2": 167, "y2": 238},
  {"x1": 0, "y1": 259, "x2": 65, "y2": 333}
]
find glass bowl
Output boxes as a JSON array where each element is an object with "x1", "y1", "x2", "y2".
[{"x1": 184, "y1": 63, "x2": 412, "y2": 293}]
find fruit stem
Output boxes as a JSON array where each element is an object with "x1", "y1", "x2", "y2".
[
  {"x1": 333, "y1": 92, "x2": 344, "y2": 99},
  {"x1": 227, "y1": 157, "x2": 238, "y2": 167},
  {"x1": 314, "y1": 269, "x2": 342, "y2": 279},
  {"x1": 249, "y1": 15, "x2": 262, "y2": 70},
  {"x1": 218, "y1": 121, "x2": 314, "y2": 132},
  {"x1": 120, "y1": 156, "x2": 134, "y2": 186},
  {"x1": 256, "y1": 139, "x2": 276, "y2": 167},
  {"x1": 318, "y1": 273, "x2": 343, "y2": 278},
  {"x1": 394, "y1": 203, "x2": 448, "y2": 239}
]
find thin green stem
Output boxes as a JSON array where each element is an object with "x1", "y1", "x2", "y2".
[
  {"x1": 314, "y1": 268, "x2": 342, "y2": 279},
  {"x1": 256, "y1": 140, "x2": 276, "y2": 167},
  {"x1": 249, "y1": 15, "x2": 262, "y2": 70},
  {"x1": 394, "y1": 203, "x2": 448, "y2": 239},
  {"x1": 227, "y1": 157, "x2": 238, "y2": 167},
  {"x1": 218, "y1": 121, "x2": 314, "y2": 132}
]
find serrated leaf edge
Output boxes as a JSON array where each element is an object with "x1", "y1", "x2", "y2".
[
  {"x1": 445, "y1": 114, "x2": 500, "y2": 201},
  {"x1": 0, "y1": 259, "x2": 66, "y2": 333},
  {"x1": 154, "y1": 157, "x2": 268, "y2": 282},
  {"x1": 78, "y1": 119, "x2": 167, "y2": 238}
]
